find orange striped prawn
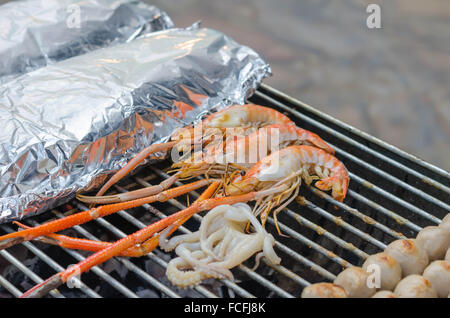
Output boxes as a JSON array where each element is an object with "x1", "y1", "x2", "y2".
[
  {"x1": 81, "y1": 104, "x2": 294, "y2": 203},
  {"x1": 169, "y1": 123, "x2": 334, "y2": 180},
  {"x1": 224, "y1": 145, "x2": 349, "y2": 231}
]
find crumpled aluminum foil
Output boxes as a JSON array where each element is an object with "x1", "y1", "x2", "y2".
[
  {"x1": 0, "y1": 0, "x2": 174, "y2": 84},
  {"x1": 0, "y1": 25, "x2": 271, "y2": 223}
]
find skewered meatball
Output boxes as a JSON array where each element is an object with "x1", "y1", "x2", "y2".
[
  {"x1": 394, "y1": 275, "x2": 437, "y2": 298},
  {"x1": 416, "y1": 226, "x2": 450, "y2": 261},
  {"x1": 334, "y1": 267, "x2": 376, "y2": 298},
  {"x1": 301, "y1": 283, "x2": 348, "y2": 298},
  {"x1": 439, "y1": 214, "x2": 450, "y2": 233},
  {"x1": 384, "y1": 239, "x2": 429, "y2": 276},
  {"x1": 371, "y1": 290, "x2": 398, "y2": 298},
  {"x1": 422, "y1": 260, "x2": 450, "y2": 298},
  {"x1": 362, "y1": 252, "x2": 402, "y2": 291}
]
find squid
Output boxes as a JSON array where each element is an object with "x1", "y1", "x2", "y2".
[{"x1": 161, "y1": 203, "x2": 281, "y2": 288}]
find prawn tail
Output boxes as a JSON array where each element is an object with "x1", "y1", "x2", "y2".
[{"x1": 315, "y1": 173, "x2": 349, "y2": 202}]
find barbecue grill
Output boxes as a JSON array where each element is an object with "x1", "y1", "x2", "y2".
[{"x1": 0, "y1": 84, "x2": 448, "y2": 298}]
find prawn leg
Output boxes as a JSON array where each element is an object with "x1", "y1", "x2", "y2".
[
  {"x1": 0, "y1": 179, "x2": 217, "y2": 250},
  {"x1": 77, "y1": 172, "x2": 181, "y2": 204},
  {"x1": 54, "y1": 186, "x2": 277, "y2": 280},
  {"x1": 96, "y1": 141, "x2": 179, "y2": 196},
  {"x1": 20, "y1": 181, "x2": 221, "y2": 258},
  {"x1": 21, "y1": 182, "x2": 225, "y2": 298},
  {"x1": 12, "y1": 222, "x2": 157, "y2": 257},
  {"x1": 26, "y1": 232, "x2": 160, "y2": 257}
]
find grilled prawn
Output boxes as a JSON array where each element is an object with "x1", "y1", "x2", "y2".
[
  {"x1": 92, "y1": 104, "x2": 294, "y2": 199},
  {"x1": 170, "y1": 123, "x2": 334, "y2": 180},
  {"x1": 225, "y1": 145, "x2": 349, "y2": 229}
]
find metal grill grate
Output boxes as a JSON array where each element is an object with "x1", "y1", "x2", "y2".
[{"x1": 0, "y1": 84, "x2": 448, "y2": 298}]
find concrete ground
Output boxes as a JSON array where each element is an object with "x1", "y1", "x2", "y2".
[{"x1": 1, "y1": 0, "x2": 449, "y2": 171}]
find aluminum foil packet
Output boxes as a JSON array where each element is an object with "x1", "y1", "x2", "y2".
[
  {"x1": 0, "y1": 0, "x2": 174, "y2": 84},
  {"x1": 0, "y1": 25, "x2": 271, "y2": 223}
]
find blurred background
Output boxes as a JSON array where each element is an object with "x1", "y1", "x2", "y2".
[
  {"x1": 1, "y1": 0, "x2": 448, "y2": 171},
  {"x1": 149, "y1": 0, "x2": 450, "y2": 171}
]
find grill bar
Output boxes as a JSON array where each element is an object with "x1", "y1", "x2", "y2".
[
  {"x1": 332, "y1": 144, "x2": 449, "y2": 216},
  {"x1": 26, "y1": 217, "x2": 140, "y2": 298},
  {"x1": 0, "y1": 273, "x2": 22, "y2": 297},
  {"x1": 51, "y1": 210, "x2": 181, "y2": 298},
  {"x1": 273, "y1": 242, "x2": 336, "y2": 281},
  {"x1": 253, "y1": 89, "x2": 450, "y2": 206},
  {"x1": 0, "y1": 249, "x2": 64, "y2": 298},
  {"x1": 299, "y1": 198, "x2": 387, "y2": 250},
  {"x1": 281, "y1": 209, "x2": 369, "y2": 260},
  {"x1": 258, "y1": 84, "x2": 450, "y2": 182},
  {"x1": 0, "y1": 85, "x2": 448, "y2": 298},
  {"x1": 347, "y1": 188, "x2": 422, "y2": 233},
  {"x1": 308, "y1": 187, "x2": 407, "y2": 240},
  {"x1": 1, "y1": 225, "x2": 101, "y2": 298},
  {"x1": 267, "y1": 217, "x2": 353, "y2": 267},
  {"x1": 237, "y1": 264, "x2": 294, "y2": 298},
  {"x1": 264, "y1": 258, "x2": 311, "y2": 288}
]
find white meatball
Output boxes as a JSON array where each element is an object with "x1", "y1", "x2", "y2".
[
  {"x1": 394, "y1": 275, "x2": 437, "y2": 298},
  {"x1": 362, "y1": 252, "x2": 402, "y2": 291},
  {"x1": 416, "y1": 226, "x2": 450, "y2": 261},
  {"x1": 371, "y1": 290, "x2": 398, "y2": 298},
  {"x1": 301, "y1": 283, "x2": 348, "y2": 298},
  {"x1": 334, "y1": 267, "x2": 376, "y2": 298},
  {"x1": 439, "y1": 214, "x2": 450, "y2": 233},
  {"x1": 422, "y1": 260, "x2": 450, "y2": 298},
  {"x1": 446, "y1": 247, "x2": 450, "y2": 261},
  {"x1": 384, "y1": 239, "x2": 429, "y2": 276}
]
